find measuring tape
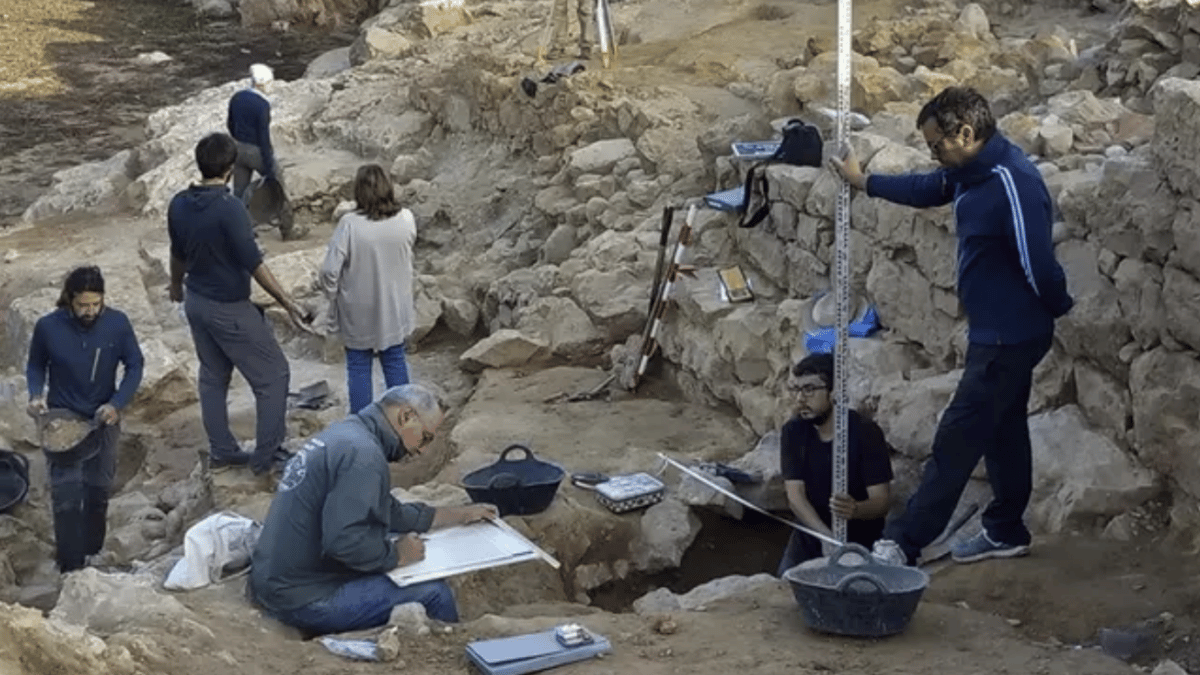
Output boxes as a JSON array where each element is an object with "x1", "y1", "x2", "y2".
[{"x1": 831, "y1": 0, "x2": 853, "y2": 543}]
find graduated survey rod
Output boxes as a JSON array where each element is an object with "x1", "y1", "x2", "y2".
[
  {"x1": 831, "y1": 0, "x2": 854, "y2": 543},
  {"x1": 657, "y1": 454, "x2": 844, "y2": 549}
]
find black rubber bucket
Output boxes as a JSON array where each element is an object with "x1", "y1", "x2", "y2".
[
  {"x1": 461, "y1": 444, "x2": 565, "y2": 517},
  {"x1": 782, "y1": 543, "x2": 929, "y2": 638},
  {"x1": 0, "y1": 450, "x2": 29, "y2": 514}
]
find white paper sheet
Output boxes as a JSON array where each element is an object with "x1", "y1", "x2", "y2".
[{"x1": 387, "y1": 520, "x2": 544, "y2": 587}]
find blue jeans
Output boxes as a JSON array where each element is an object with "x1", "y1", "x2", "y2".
[
  {"x1": 278, "y1": 575, "x2": 458, "y2": 636},
  {"x1": 884, "y1": 334, "x2": 1052, "y2": 563},
  {"x1": 346, "y1": 344, "x2": 409, "y2": 414}
]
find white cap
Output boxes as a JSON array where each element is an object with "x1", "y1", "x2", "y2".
[{"x1": 250, "y1": 63, "x2": 274, "y2": 86}]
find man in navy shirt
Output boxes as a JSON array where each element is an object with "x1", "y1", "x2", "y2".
[
  {"x1": 831, "y1": 86, "x2": 1074, "y2": 566},
  {"x1": 26, "y1": 266, "x2": 144, "y2": 572},
  {"x1": 168, "y1": 132, "x2": 312, "y2": 478},
  {"x1": 777, "y1": 353, "x2": 894, "y2": 575},
  {"x1": 227, "y1": 63, "x2": 301, "y2": 240}
]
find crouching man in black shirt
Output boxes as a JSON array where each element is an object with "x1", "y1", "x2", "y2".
[{"x1": 777, "y1": 353, "x2": 895, "y2": 575}]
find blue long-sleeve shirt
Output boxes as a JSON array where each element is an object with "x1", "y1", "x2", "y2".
[
  {"x1": 26, "y1": 307, "x2": 144, "y2": 417},
  {"x1": 226, "y1": 89, "x2": 276, "y2": 177},
  {"x1": 867, "y1": 133, "x2": 1074, "y2": 345}
]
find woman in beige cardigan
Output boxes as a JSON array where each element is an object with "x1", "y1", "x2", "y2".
[{"x1": 319, "y1": 165, "x2": 417, "y2": 413}]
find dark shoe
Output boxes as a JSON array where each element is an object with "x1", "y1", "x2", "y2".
[
  {"x1": 252, "y1": 448, "x2": 293, "y2": 476},
  {"x1": 210, "y1": 452, "x2": 251, "y2": 472}
]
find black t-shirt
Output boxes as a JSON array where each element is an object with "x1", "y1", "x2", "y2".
[{"x1": 779, "y1": 409, "x2": 895, "y2": 546}]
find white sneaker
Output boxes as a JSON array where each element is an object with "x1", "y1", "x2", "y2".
[{"x1": 871, "y1": 539, "x2": 907, "y2": 566}]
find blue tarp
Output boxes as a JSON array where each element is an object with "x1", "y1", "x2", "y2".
[{"x1": 804, "y1": 305, "x2": 881, "y2": 353}]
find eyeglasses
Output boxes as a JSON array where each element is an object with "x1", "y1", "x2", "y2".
[
  {"x1": 416, "y1": 429, "x2": 435, "y2": 450},
  {"x1": 788, "y1": 383, "x2": 828, "y2": 397}
]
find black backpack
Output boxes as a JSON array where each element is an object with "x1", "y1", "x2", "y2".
[{"x1": 737, "y1": 118, "x2": 823, "y2": 229}]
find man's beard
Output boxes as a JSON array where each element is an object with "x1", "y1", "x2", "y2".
[{"x1": 800, "y1": 407, "x2": 831, "y2": 426}]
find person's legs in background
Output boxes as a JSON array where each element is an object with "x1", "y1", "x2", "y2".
[
  {"x1": 279, "y1": 574, "x2": 458, "y2": 636},
  {"x1": 379, "y1": 343, "x2": 410, "y2": 389},
  {"x1": 345, "y1": 348, "x2": 375, "y2": 414}
]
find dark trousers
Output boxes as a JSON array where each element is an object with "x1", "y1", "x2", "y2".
[
  {"x1": 884, "y1": 334, "x2": 1052, "y2": 563},
  {"x1": 232, "y1": 141, "x2": 267, "y2": 204},
  {"x1": 184, "y1": 292, "x2": 291, "y2": 474},
  {"x1": 48, "y1": 423, "x2": 118, "y2": 572}
]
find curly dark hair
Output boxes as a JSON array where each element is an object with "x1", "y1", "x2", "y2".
[
  {"x1": 57, "y1": 266, "x2": 105, "y2": 309},
  {"x1": 916, "y1": 86, "x2": 996, "y2": 143}
]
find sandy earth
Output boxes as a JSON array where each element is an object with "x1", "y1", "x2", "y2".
[{"x1": 2, "y1": 0, "x2": 1199, "y2": 674}]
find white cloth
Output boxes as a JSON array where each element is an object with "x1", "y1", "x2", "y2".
[
  {"x1": 318, "y1": 209, "x2": 417, "y2": 351},
  {"x1": 164, "y1": 512, "x2": 262, "y2": 591}
]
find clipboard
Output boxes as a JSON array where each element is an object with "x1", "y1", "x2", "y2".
[
  {"x1": 718, "y1": 265, "x2": 754, "y2": 303},
  {"x1": 387, "y1": 518, "x2": 560, "y2": 587}
]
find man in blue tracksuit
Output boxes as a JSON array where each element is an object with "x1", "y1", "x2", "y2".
[
  {"x1": 26, "y1": 266, "x2": 144, "y2": 572},
  {"x1": 831, "y1": 86, "x2": 1074, "y2": 566}
]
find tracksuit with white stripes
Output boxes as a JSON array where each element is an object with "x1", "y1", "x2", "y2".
[{"x1": 864, "y1": 132, "x2": 1074, "y2": 563}]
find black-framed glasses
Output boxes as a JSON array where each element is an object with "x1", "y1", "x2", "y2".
[
  {"x1": 788, "y1": 383, "x2": 828, "y2": 397},
  {"x1": 417, "y1": 430, "x2": 435, "y2": 450}
]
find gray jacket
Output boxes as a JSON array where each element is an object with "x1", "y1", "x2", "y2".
[
  {"x1": 318, "y1": 209, "x2": 417, "y2": 351},
  {"x1": 249, "y1": 403, "x2": 434, "y2": 614}
]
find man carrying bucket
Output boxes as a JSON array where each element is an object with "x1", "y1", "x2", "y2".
[
  {"x1": 25, "y1": 266, "x2": 144, "y2": 572},
  {"x1": 777, "y1": 353, "x2": 894, "y2": 575},
  {"x1": 249, "y1": 384, "x2": 497, "y2": 636},
  {"x1": 830, "y1": 86, "x2": 1073, "y2": 566}
]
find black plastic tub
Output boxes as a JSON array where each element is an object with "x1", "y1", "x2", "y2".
[
  {"x1": 782, "y1": 543, "x2": 929, "y2": 638},
  {"x1": 461, "y1": 444, "x2": 565, "y2": 517}
]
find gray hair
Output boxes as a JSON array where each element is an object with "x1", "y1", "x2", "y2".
[{"x1": 378, "y1": 384, "x2": 442, "y2": 421}]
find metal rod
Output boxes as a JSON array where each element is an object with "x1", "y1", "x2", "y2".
[{"x1": 658, "y1": 454, "x2": 844, "y2": 548}]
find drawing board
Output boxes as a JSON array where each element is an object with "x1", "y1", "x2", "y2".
[{"x1": 387, "y1": 518, "x2": 557, "y2": 587}]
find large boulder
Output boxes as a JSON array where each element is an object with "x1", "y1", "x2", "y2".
[
  {"x1": 1130, "y1": 347, "x2": 1200, "y2": 501},
  {"x1": 1054, "y1": 240, "x2": 1130, "y2": 371},
  {"x1": 50, "y1": 569, "x2": 205, "y2": 640},
  {"x1": 129, "y1": 78, "x2": 333, "y2": 217},
  {"x1": 630, "y1": 498, "x2": 702, "y2": 574},
  {"x1": 238, "y1": 0, "x2": 377, "y2": 27},
  {"x1": 1028, "y1": 405, "x2": 1159, "y2": 533},
  {"x1": 21, "y1": 151, "x2": 137, "y2": 224},
  {"x1": 873, "y1": 370, "x2": 961, "y2": 459},
  {"x1": 0, "y1": 602, "x2": 140, "y2": 675},
  {"x1": 1152, "y1": 77, "x2": 1200, "y2": 200}
]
